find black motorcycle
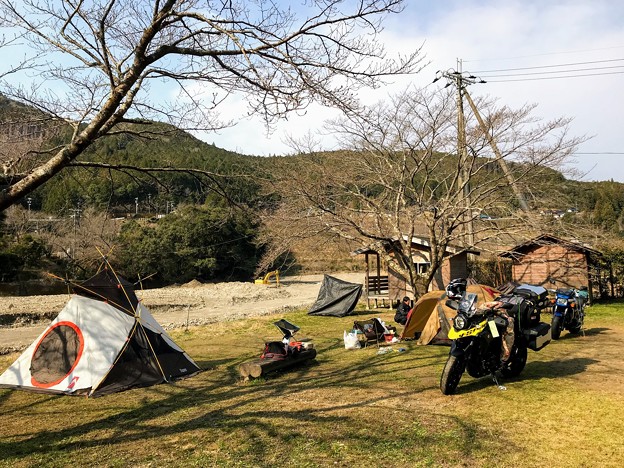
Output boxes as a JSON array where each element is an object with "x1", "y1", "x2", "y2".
[{"x1": 440, "y1": 280, "x2": 552, "y2": 395}]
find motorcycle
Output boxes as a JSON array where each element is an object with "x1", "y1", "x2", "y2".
[
  {"x1": 440, "y1": 280, "x2": 551, "y2": 395},
  {"x1": 550, "y1": 287, "x2": 586, "y2": 339}
]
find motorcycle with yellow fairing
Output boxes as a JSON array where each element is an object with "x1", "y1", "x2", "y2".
[{"x1": 440, "y1": 279, "x2": 551, "y2": 395}]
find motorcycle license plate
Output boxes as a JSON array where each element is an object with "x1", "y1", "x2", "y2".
[
  {"x1": 556, "y1": 298, "x2": 567, "y2": 305},
  {"x1": 488, "y1": 320, "x2": 500, "y2": 338}
]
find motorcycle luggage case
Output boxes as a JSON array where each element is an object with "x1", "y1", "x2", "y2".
[
  {"x1": 513, "y1": 284, "x2": 549, "y2": 309},
  {"x1": 524, "y1": 322, "x2": 551, "y2": 351}
]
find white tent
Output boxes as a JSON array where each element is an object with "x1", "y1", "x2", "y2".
[{"x1": 0, "y1": 268, "x2": 200, "y2": 397}]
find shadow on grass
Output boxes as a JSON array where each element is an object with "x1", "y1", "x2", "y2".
[
  {"x1": 0, "y1": 341, "x2": 462, "y2": 464},
  {"x1": 576, "y1": 327, "x2": 609, "y2": 337},
  {"x1": 454, "y1": 357, "x2": 599, "y2": 395},
  {"x1": 522, "y1": 357, "x2": 599, "y2": 379}
]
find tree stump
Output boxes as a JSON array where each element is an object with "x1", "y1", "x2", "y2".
[{"x1": 239, "y1": 348, "x2": 317, "y2": 379}]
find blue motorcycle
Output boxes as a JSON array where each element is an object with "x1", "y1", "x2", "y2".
[{"x1": 551, "y1": 287, "x2": 586, "y2": 339}]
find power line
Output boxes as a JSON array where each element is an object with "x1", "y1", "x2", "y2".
[
  {"x1": 471, "y1": 58, "x2": 624, "y2": 73},
  {"x1": 479, "y1": 64, "x2": 624, "y2": 78},
  {"x1": 486, "y1": 70, "x2": 624, "y2": 82}
]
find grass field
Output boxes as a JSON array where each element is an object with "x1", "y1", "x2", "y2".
[{"x1": 0, "y1": 302, "x2": 623, "y2": 467}]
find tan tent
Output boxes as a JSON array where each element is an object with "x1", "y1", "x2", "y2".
[{"x1": 400, "y1": 284, "x2": 499, "y2": 345}]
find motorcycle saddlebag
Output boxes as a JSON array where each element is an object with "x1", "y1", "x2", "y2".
[
  {"x1": 497, "y1": 294, "x2": 541, "y2": 328},
  {"x1": 524, "y1": 322, "x2": 551, "y2": 351}
]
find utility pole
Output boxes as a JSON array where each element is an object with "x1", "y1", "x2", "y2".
[
  {"x1": 455, "y1": 59, "x2": 474, "y2": 247},
  {"x1": 434, "y1": 60, "x2": 477, "y2": 248},
  {"x1": 433, "y1": 60, "x2": 530, "y2": 244}
]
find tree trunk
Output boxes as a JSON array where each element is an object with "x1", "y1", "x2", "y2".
[{"x1": 239, "y1": 348, "x2": 317, "y2": 379}]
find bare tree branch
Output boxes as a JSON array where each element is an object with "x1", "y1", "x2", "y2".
[
  {"x1": 0, "y1": 0, "x2": 425, "y2": 211},
  {"x1": 261, "y1": 86, "x2": 586, "y2": 297}
]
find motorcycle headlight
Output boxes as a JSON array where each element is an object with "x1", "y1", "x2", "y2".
[{"x1": 454, "y1": 314, "x2": 468, "y2": 330}]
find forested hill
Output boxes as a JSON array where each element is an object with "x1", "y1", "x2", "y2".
[
  {"x1": 4, "y1": 117, "x2": 269, "y2": 214},
  {"x1": 3, "y1": 94, "x2": 624, "y2": 231},
  {"x1": 22, "y1": 129, "x2": 624, "y2": 231}
]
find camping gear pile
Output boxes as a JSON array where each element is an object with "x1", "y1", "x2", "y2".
[
  {"x1": 344, "y1": 318, "x2": 397, "y2": 349},
  {"x1": 239, "y1": 319, "x2": 317, "y2": 380},
  {"x1": 0, "y1": 265, "x2": 200, "y2": 397}
]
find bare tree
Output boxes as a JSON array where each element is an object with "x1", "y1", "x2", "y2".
[
  {"x1": 261, "y1": 86, "x2": 585, "y2": 297},
  {"x1": 0, "y1": 0, "x2": 425, "y2": 211}
]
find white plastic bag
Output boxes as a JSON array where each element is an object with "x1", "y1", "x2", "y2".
[{"x1": 343, "y1": 330, "x2": 361, "y2": 350}]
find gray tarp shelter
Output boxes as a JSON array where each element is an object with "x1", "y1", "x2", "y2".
[{"x1": 308, "y1": 275, "x2": 363, "y2": 317}]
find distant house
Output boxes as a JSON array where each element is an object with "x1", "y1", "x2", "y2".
[
  {"x1": 498, "y1": 234, "x2": 604, "y2": 301},
  {"x1": 353, "y1": 236, "x2": 479, "y2": 308}
]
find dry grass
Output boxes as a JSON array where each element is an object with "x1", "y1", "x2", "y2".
[{"x1": 0, "y1": 303, "x2": 623, "y2": 467}]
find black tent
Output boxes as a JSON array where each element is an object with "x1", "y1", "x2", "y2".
[{"x1": 308, "y1": 275, "x2": 363, "y2": 317}]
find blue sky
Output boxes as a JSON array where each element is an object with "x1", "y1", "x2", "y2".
[
  {"x1": 203, "y1": 0, "x2": 624, "y2": 183},
  {"x1": 1, "y1": 1, "x2": 622, "y2": 182}
]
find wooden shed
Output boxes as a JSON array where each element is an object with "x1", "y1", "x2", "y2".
[
  {"x1": 353, "y1": 236, "x2": 479, "y2": 308},
  {"x1": 498, "y1": 234, "x2": 604, "y2": 301}
]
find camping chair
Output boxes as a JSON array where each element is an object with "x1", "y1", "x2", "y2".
[
  {"x1": 274, "y1": 319, "x2": 300, "y2": 341},
  {"x1": 353, "y1": 318, "x2": 394, "y2": 347}
]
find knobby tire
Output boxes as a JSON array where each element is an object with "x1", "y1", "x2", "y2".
[{"x1": 440, "y1": 354, "x2": 466, "y2": 395}]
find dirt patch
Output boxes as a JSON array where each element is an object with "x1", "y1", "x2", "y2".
[{"x1": 0, "y1": 272, "x2": 365, "y2": 354}]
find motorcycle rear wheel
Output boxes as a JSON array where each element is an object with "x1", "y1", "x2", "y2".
[
  {"x1": 568, "y1": 321, "x2": 583, "y2": 334},
  {"x1": 440, "y1": 354, "x2": 466, "y2": 395},
  {"x1": 501, "y1": 343, "x2": 528, "y2": 378},
  {"x1": 551, "y1": 316, "x2": 563, "y2": 340}
]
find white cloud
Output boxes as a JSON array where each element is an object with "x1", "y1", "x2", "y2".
[{"x1": 200, "y1": 1, "x2": 624, "y2": 181}]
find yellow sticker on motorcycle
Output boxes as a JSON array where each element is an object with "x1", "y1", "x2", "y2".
[{"x1": 488, "y1": 320, "x2": 500, "y2": 338}]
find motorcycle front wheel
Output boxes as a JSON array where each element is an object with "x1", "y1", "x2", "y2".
[
  {"x1": 551, "y1": 316, "x2": 563, "y2": 340},
  {"x1": 440, "y1": 354, "x2": 466, "y2": 395}
]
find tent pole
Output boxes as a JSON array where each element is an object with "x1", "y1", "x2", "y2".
[
  {"x1": 47, "y1": 272, "x2": 135, "y2": 315},
  {"x1": 96, "y1": 246, "x2": 138, "y2": 316}
]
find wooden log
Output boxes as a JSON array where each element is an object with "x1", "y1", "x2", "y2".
[{"x1": 239, "y1": 348, "x2": 317, "y2": 379}]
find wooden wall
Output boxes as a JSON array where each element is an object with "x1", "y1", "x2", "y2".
[{"x1": 512, "y1": 245, "x2": 589, "y2": 288}]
